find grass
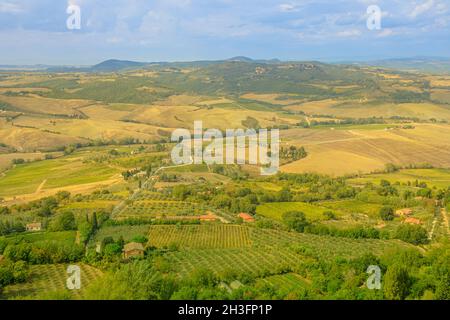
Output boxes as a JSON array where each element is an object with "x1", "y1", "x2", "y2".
[
  {"x1": 62, "y1": 200, "x2": 119, "y2": 210},
  {"x1": 0, "y1": 156, "x2": 120, "y2": 197},
  {"x1": 256, "y1": 202, "x2": 343, "y2": 221},
  {"x1": 4, "y1": 231, "x2": 76, "y2": 245},
  {"x1": 319, "y1": 200, "x2": 383, "y2": 218},
  {"x1": 349, "y1": 168, "x2": 450, "y2": 189},
  {"x1": 93, "y1": 225, "x2": 151, "y2": 244},
  {"x1": 0, "y1": 264, "x2": 103, "y2": 300}
]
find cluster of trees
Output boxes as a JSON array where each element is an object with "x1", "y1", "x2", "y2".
[
  {"x1": 0, "y1": 260, "x2": 29, "y2": 294},
  {"x1": 2, "y1": 242, "x2": 84, "y2": 265},
  {"x1": 280, "y1": 146, "x2": 307, "y2": 163}
]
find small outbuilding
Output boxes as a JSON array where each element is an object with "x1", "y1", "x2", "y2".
[
  {"x1": 404, "y1": 217, "x2": 422, "y2": 225},
  {"x1": 396, "y1": 208, "x2": 413, "y2": 217},
  {"x1": 26, "y1": 222, "x2": 42, "y2": 232},
  {"x1": 123, "y1": 242, "x2": 145, "y2": 259},
  {"x1": 238, "y1": 213, "x2": 255, "y2": 223}
]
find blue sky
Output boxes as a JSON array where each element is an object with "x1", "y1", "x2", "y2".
[{"x1": 0, "y1": 0, "x2": 449, "y2": 65}]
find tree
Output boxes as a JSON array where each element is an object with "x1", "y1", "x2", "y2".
[
  {"x1": 278, "y1": 187, "x2": 292, "y2": 202},
  {"x1": 49, "y1": 211, "x2": 76, "y2": 231},
  {"x1": 0, "y1": 207, "x2": 10, "y2": 215},
  {"x1": 395, "y1": 225, "x2": 428, "y2": 245},
  {"x1": 383, "y1": 265, "x2": 411, "y2": 300},
  {"x1": 435, "y1": 275, "x2": 450, "y2": 300},
  {"x1": 282, "y1": 211, "x2": 309, "y2": 232},
  {"x1": 379, "y1": 206, "x2": 394, "y2": 221}
]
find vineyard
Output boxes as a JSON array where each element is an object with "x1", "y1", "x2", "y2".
[
  {"x1": 0, "y1": 264, "x2": 103, "y2": 299},
  {"x1": 250, "y1": 228, "x2": 415, "y2": 259},
  {"x1": 148, "y1": 225, "x2": 252, "y2": 249},
  {"x1": 166, "y1": 247, "x2": 302, "y2": 277},
  {"x1": 148, "y1": 225, "x2": 417, "y2": 278}
]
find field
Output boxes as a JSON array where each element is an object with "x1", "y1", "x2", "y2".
[
  {"x1": 162, "y1": 226, "x2": 416, "y2": 277},
  {"x1": 256, "y1": 202, "x2": 343, "y2": 221},
  {"x1": 0, "y1": 61, "x2": 449, "y2": 301},
  {"x1": 349, "y1": 168, "x2": 450, "y2": 189},
  {"x1": 0, "y1": 264, "x2": 103, "y2": 300},
  {"x1": 0, "y1": 156, "x2": 121, "y2": 197},
  {"x1": 2, "y1": 231, "x2": 77, "y2": 246},
  {"x1": 148, "y1": 225, "x2": 252, "y2": 249},
  {"x1": 280, "y1": 124, "x2": 450, "y2": 176}
]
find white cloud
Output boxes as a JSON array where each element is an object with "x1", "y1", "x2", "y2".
[
  {"x1": 377, "y1": 28, "x2": 394, "y2": 38},
  {"x1": 0, "y1": 1, "x2": 23, "y2": 13},
  {"x1": 336, "y1": 29, "x2": 362, "y2": 38},
  {"x1": 410, "y1": 0, "x2": 435, "y2": 19},
  {"x1": 279, "y1": 3, "x2": 298, "y2": 12}
]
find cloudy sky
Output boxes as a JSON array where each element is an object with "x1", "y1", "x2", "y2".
[{"x1": 0, "y1": 0, "x2": 449, "y2": 65}]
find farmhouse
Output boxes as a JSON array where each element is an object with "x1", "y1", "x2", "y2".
[
  {"x1": 123, "y1": 242, "x2": 145, "y2": 259},
  {"x1": 396, "y1": 208, "x2": 413, "y2": 217},
  {"x1": 238, "y1": 213, "x2": 255, "y2": 223},
  {"x1": 26, "y1": 222, "x2": 42, "y2": 232}
]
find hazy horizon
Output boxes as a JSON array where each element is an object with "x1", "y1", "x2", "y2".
[{"x1": 0, "y1": 0, "x2": 449, "y2": 65}]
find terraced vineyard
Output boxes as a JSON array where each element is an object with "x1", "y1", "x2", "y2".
[
  {"x1": 0, "y1": 264, "x2": 103, "y2": 299},
  {"x1": 148, "y1": 225, "x2": 252, "y2": 249}
]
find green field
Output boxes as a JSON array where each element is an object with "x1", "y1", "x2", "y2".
[
  {"x1": 349, "y1": 169, "x2": 450, "y2": 189},
  {"x1": 0, "y1": 156, "x2": 120, "y2": 197},
  {"x1": 93, "y1": 225, "x2": 151, "y2": 244},
  {"x1": 256, "y1": 202, "x2": 343, "y2": 221},
  {"x1": 0, "y1": 264, "x2": 103, "y2": 299},
  {"x1": 165, "y1": 229, "x2": 415, "y2": 277},
  {"x1": 3, "y1": 231, "x2": 76, "y2": 245},
  {"x1": 319, "y1": 200, "x2": 383, "y2": 218}
]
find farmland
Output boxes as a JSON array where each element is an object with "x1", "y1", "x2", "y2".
[
  {"x1": 0, "y1": 264, "x2": 103, "y2": 300},
  {"x1": 256, "y1": 202, "x2": 339, "y2": 221},
  {"x1": 0, "y1": 59, "x2": 449, "y2": 301}
]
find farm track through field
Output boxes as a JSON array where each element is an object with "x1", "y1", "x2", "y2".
[
  {"x1": 35, "y1": 179, "x2": 47, "y2": 194},
  {"x1": 442, "y1": 208, "x2": 450, "y2": 236}
]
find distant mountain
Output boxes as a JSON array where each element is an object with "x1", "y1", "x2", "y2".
[
  {"x1": 90, "y1": 59, "x2": 149, "y2": 72},
  {"x1": 227, "y1": 56, "x2": 254, "y2": 62},
  {"x1": 357, "y1": 57, "x2": 450, "y2": 73}
]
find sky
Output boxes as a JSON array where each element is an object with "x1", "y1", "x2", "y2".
[{"x1": 0, "y1": 0, "x2": 449, "y2": 65}]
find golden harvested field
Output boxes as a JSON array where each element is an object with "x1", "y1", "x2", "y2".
[
  {"x1": 0, "y1": 95, "x2": 94, "y2": 116},
  {"x1": 0, "y1": 122, "x2": 87, "y2": 152},
  {"x1": 241, "y1": 93, "x2": 303, "y2": 105},
  {"x1": 280, "y1": 124, "x2": 450, "y2": 176},
  {"x1": 284, "y1": 99, "x2": 343, "y2": 113},
  {"x1": 285, "y1": 100, "x2": 450, "y2": 121},
  {"x1": 128, "y1": 104, "x2": 297, "y2": 130}
]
